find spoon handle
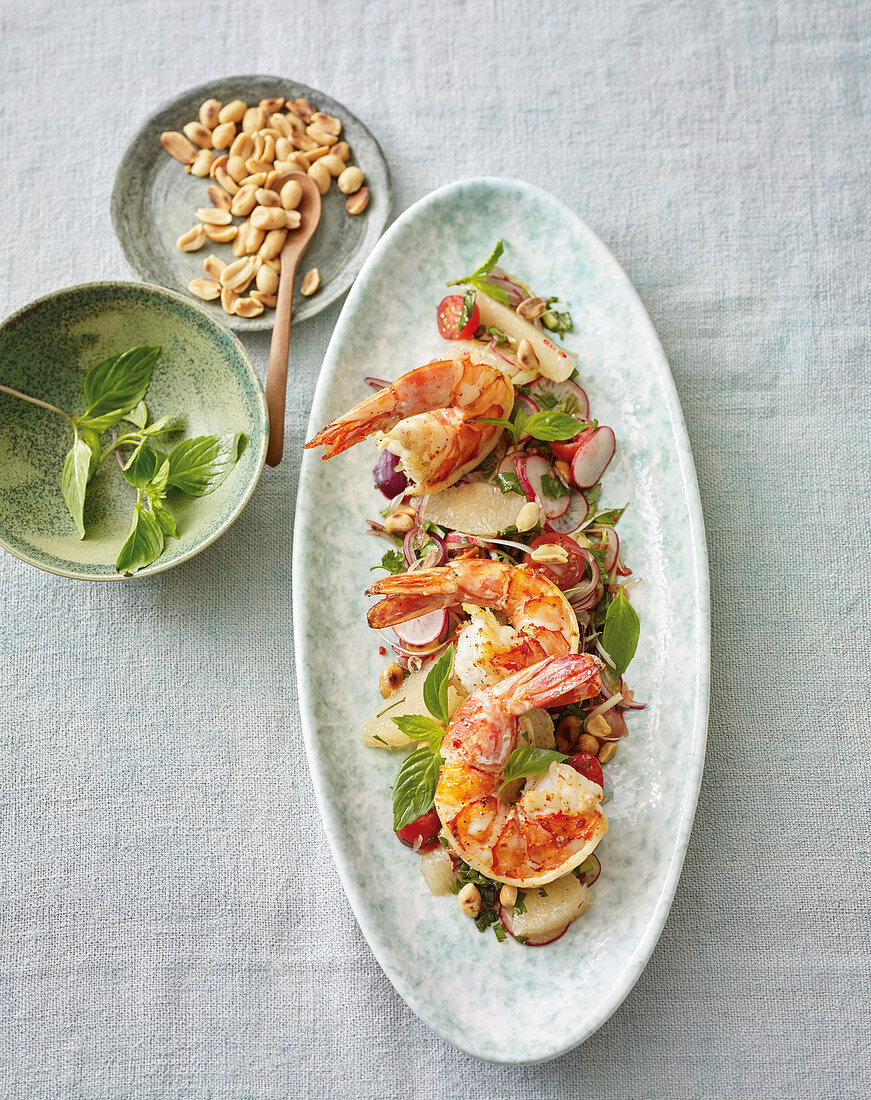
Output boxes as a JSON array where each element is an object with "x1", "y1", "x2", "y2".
[{"x1": 264, "y1": 255, "x2": 296, "y2": 467}]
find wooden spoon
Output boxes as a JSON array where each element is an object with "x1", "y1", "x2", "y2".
[{"x1": 264, "y1": 173, "x2": 322, "y2": 467}]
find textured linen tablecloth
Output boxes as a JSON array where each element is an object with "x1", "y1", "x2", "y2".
[{"x1": 1, "y1": 1, "x2": 869, "y2": 1097}]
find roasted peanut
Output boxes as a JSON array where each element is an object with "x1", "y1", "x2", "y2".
[
  {"x1": 300, "y1": 267, "x2": 320, "y2": 297},
  {"x1": 251, "y1": 291, "x2": 278, "y2": 309},
  {"x1": 220, "y1": 257, "x2": 257, "y2": 292},
  {"x1": 379, "y1": 662, "x2": 405, "y2": 698},
  {"x1": 597, "y1": 741, "x2": 617, "y2": 765},
  {"x1": 331, "y1": 140, "x2": 350, "y2": 162},
  {"x1": 346, "y1": 187, "x2": 370, "y2": 214},
  {"x1": 279, "y1": 179, "x2": 303, "y2": 210},
  {"x1": 310, "y1": 112, "x2": 342, "y2": 136},
  {"x1": 203, "y1": 254, "x2": 226, "y2": 281},
  {"x1": 255, "y1": 187, "x2": 281, "y2": 207},
  {"x1": 258, "y1": 228, "x2": 287, "y2": 260},
  {"x1": 319, "y1": 153, "x2": 345, "y2": 178},
  {"x1": 255, "y1": 264, "x2": 279, "y2": 295},
  {"x1": 555, "y1": 714, "x2": 581, "y2": 754},
  {"x1": 188, "y1": 278, "x2": 221, "y2": 301},
  {"x1": 220, "y1": 286, "x2": 238, "y2": 314},
  {"x1": 337, "y1": 165, "x2": 364, "y2": 194},
  {"x1": 577, "y1": 733, "x2": 601, "y2": 755},
  {"x1": 307, "y1": 161, "x2": 331, "y2": 194},
  {"x1": 226, "y1": 155, "x2": 248, "y2": 183},
  {"x1": 229, "y1": 184, "x2": 258, "y2": 217},
  {"x1": 189, "y1": 149, "x2": 215, "y2": 177},
  {"x1": 199, "y1": 99, "x2": 222, "y2": 129},
  {"x1": 242, "y1": 106, "x2": 266, "y2": 132},
  {"x1": 183, "y1": 121, "x2": 213, "y2": 149},
  {"x1": 210, "y1": 121, "x2": 236, "y2": 150},
  {"x1": 204, "y1": 223, "x2": 237, "y2": 243},
  {"x1": 529, "y1": 543, "x2": 568, "y2": 565},
  {"x1": 195, "y1": 207, "x2": 232, "y2": 225},
  {"x1": 499, "y1": 884, "x2": 517, "y2": 907},
  {"x1": 584, "y1": 713, "x2": 612, "y2": 739},
  {"x1": 229, "y1": 132, "x2": 255, "y2": 160},
  {"x1": 259, "y1": 96, "x2": 285, "y2": 114},
  {"x1": 218, "y1": 100, "x2": 247, "y2": 124},
  {"x1": 458, "y1": 883, "x2": 481, "y2": 919},
  {"x1": 233, "y1": 296, "x2": 265, "y2": 318},
  {"x1": 250, "y1": 206, "x2": 287, "y2": 231},
  {"x1": 161, "y1": 131, "x2": 197, "y2": 165},
  {"x1": 554, "y1": 458, "x2": 572, "y2": 485},
  {"x1": 517, "y1": 296, "x2": 546, "y2": 320},
  {"x1": 176, "y1": 224, "x2": 206, "y2": 251},
  {"x1": 517, "y1": 339, "x2": 540, "y2": 372},
  {"x1": 515, "y1": 501, "x2": 541, "y2": 532}
]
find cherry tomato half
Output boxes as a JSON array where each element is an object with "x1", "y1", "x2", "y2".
[
  {"x1": 524, "y1": 532, "x2": 589, "y2": 590},
  {"x1": 567, "y1": 751, "x2": 604, "y2": 789},
  {"x1": 436, "y1": 294, "x2": 479, "y2": 340},
  {"x1": 550, "y1": 427, "x2": 595, "y2": 464},
  {"x1": 395, "y1": 807, "x2": 441, "y2": 852}
]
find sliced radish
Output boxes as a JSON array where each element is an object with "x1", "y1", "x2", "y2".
[
  {"x1": 598, "y1": 528, "x2": 619, "y2": 572},
  {"x1": 576, "y1": 854, "x2": 601, "y2": 887},
  {"x1": 496, "y1": 452, "x2": 523, "y2": 478},
  {"x1": 528, "y1": 377, "x2": 589, "y2": 419},
  {"x1": 547, "y1": 492, "x2": 589, "y2": 534},
  {"x1": 512, "y1": 393, "x2": 539, "y2": 444},
  {"x1": 514, "y1": 455, "x2": 570, "y2": 520},
  {"x1": 392, "y1": 608, "x2": 448, "y2": 648},
  {"x1": 500, "y1": 905, "x2": 569, "y2": 946},
  {"x1": 570, "y1": 426, "x2": 616, "y2": 489}
]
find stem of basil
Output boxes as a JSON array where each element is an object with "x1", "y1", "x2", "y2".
[{"x1": 0, "y1": 383, "x2": 72, "y2": 422}]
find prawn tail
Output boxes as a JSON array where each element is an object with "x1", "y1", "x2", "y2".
[
  {"x1": 496, "y1": 654, "x2": 603, "y2": 714},
  {"x1": 304, "y1": 388, "x2": 398, "y2": 458},
  {"x1": 366, "y1": 570, "x2": 459, "y2": 628}
]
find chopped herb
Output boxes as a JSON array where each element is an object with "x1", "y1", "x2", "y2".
[
  {"x1": 513, "y1": 893, "x2": 527, "y2": 915},
  {"x1": 375, "y1": 696, "x2": 406, "y2": 719},
  {"x1": 493, "y1": 922, "x2": 508, "y2": 942},
  {"x1": 372, "y1": 548, "x2": 405, "y2": 574},
  {"x1": 590, "y1": 504, "x2": 627, "y2": 528},
  {"x1": 538, "y1": 887, "x2": 548, "y2": 897},
  {"x1": 371, "y1": 735, "x2": 389, "y2": 746},
  {"x1": 493, "y1": 470, "x2": 523, "y2": 495},
  {"x1": 458, "y1": 287, "x2": 477, "y2": 329},
  {"x1": 499, "y1": 746, "x2": 567, "y2": 791},
  {"x1": 540, "y1": 474, "x2": 570, "y2": 500},
  {"x1": 486, "y1": 325, "x2": 511, "y2": 344}
]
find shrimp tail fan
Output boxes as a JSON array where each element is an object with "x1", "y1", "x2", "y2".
[{"x1": 495, "y1": 654, "x2": 603, "y2": 713}]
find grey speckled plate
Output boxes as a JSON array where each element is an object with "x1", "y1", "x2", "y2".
[
  {"x1": 293, "y1": 179, "x2": 710, "y2": 1062},
  {"x1": 0, "y1": 282, "x2": 267, "y2": 580},
  {"x1": 111, "y1": 75, "x2": 391, "y2": 332}
]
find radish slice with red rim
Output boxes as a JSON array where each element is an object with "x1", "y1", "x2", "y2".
[
  {"x1": 598, "y1": 527, "x2": 619, "y2": 571},
  {"x1": 547, "y1": 492, "x2": 589, "y2": 534},
  {"x1": 528, "y1": 377, "x2": 589, "y2": 419},
  {"x1": 392, "y1": 608, "x2": 448, "y2": 648},
  {"x1": 514, "y1": 455, "x2": 570, "y2": 520},
  {"x1": 570, "y1": 426, "x2": 616, "y2": 489}
]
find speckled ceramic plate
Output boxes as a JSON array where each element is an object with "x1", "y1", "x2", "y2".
[
  {"x1": 293, "y1": 178, "x2": 710, "y2": 1063},
  {"x1": 0, "y1": 281, "x2": 267, "y2": 580},
  {"x1": 111, "y1": 75, "x2": 391, "y2": 332}
]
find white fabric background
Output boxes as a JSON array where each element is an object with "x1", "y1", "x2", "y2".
[{"x1": 1, "y1": 1, "x2": 869, "y2": 1097}]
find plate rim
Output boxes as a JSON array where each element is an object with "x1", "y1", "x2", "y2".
[
  {"x1": 292, "y1": 176, "x2": 710, "y2": 1062},
  {"x1": 0, "y1": 278, "x2": 268, "y2": 581},
  {"x1": 110, "y1": 73, "x2": 392, "y2": 332}
]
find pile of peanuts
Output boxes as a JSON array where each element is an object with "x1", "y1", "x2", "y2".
[
  {"x1": 160, "y1": 94, "x2": 370, "y2": 318},
  {"x1": 554, "y1": 706, "x2": 625, "y2": 765}
]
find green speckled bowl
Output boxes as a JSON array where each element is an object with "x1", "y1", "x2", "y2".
[{"x1": 0, "y1": 281, "x2": 267, "y2": 580}]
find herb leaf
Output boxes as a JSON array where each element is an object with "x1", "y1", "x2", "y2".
[
  {"x1": 126, "y1": 401, "x2": 149, "y2": 429},
  {"x1": 500, "y1": 746, "x2": 567, "y2": 790},
  {"x1": 591, "y1": 505, "x2": 627, "y2": 528},
  {"x1": 371, "y1": 548, "x2": 405, "y2": 574},
  {"x1": 391, "y1": 713, "x2": 445, "y2": 752},
  {"x1": 470, "y1": 240, "x2": 504, "y2": 278},
  {"x1": 392, "y1": 746, "x2": 442, "y2": 831},
  {"x1": 602, "y1": 588, "x2": 640, "y2": 678},
  {"x1": 446, "y1": 240, "x2": 510, "y2": 305},
  {"x1": 151, "y1": 499, "x2": 178, "y2": 538},
  {"x1": 115, "y1": 501, "x2": 165, "y2": 574},
  {"x1": 486, "y1": 325, "x2": 511, "y2": 344},
  {"x1": 60, "y1": 427, "x2": 100, "y2": 538},
  {"x1": 422, "y1": 647, "x2": 453, "y2": 725},
  {"x1": 122, "y1": 443, "x2": 166, "y2": 489},
  {"x1": 493, "y1": 470, "x2": 523, "y2": 495},
  {"x1": 542, "y1": 308, "x2": 573, "y2": 336},
  {"x1": 166, "y1": 433, "x2": 244, "y2": 496},
  {"x1": 523, "y1": 411, "x2": 589, "y2": 442},
  {"x1": 540, "y1": 473, "x2": 569, "y2": 500},
  {"x1": 458, "y1": 287, "x2": 476, "y2": 330},
  {"x1": 80, "y1": 345, "x2": 160, "y2": 428}
]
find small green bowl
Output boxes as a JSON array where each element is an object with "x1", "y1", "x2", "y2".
[{"x1": 0, "y1": 281, "x2": 268, "y2": 580}]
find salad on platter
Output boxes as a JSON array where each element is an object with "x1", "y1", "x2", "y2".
[{"x1": 305, "y1": 241, "x2": 643, "y2": 946}]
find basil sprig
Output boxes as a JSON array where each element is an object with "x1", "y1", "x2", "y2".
[
  {"x1": 0, "y1": 344, "x2": 245, "y2": 575},
  {"x1": 391, "y1": 648, "x2": 454, "y2": 830},
  {"x1": 499, "y1": 747, "x2": 567, "y2": 792},
  {"x1": 476, "y1": 408, "x2": 592, "y2": 444},
  {"x1": 602, "y1": 588, "x2": 640, "y2": 678},
  {"x1": 446, "y1": 240, "x2": 510, "y2": 305}
]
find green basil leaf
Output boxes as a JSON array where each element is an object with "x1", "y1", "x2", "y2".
[
  {"x1": 485, "y1": 325, "x2": 511, "y2": 345},
  {"x1": 473, "y1": 416, "x2": 519, "y2": 442},
  {"x1": 125, "y1": 401, "x2": 149, "y2": 429},
  {"x1": 150, "y1": 498, "x2": 178, "y2": 539},
  {"x1": 422, "y1": 646, "x2": 453, "y2": 725},
  {"x1": 370, "y1": 548, "x2": 405, "y2": 574},
  {"x1": 472, "y1": 279, "x2": 510, "y2": 305},
  {"x1": 535, "y1": 391, "x2": 560, "y2": 411},
  {"x1": 470, "y1": 240, "x2": 504, "y2": 278},
  {"x1": 602, "y1": 588, "x2": 640, "y2": 678},
  {"x1": 166, "y1": 432, "x2": 244, "y2": 496},
  {"x1": 60, "y1": 427, "x2": 100, "y2": 538},
  {"x1": 392, "y1": 746, "x2": 442, "y2": 831},
  {"x1": 493, "y1": 470, "x2": 523, "y2": 495},
  {"x1": 540, "y1": 473, "x2": 570, "y2": 500},
  {"x1": 142, "y1": 412, "x2": 183, "y2": 437},
  {"x1": 391, "y1": 714, "x2": 445, "y2": 753},
  {"x1": 115, "y1": 502, "x2": 164, "y2": 574},
  {"x1": 500, "y1": 746, "x2": 567, "y2": 790},
  {"x1": 590, "y1": 504, "x2": 627, "y2": 528},
  {"x1": 122, "y1": 443, "x2": 166, "y2": 489},
  {"x1": 524, "y1": 410, "x2": 590, "y2": 442},
  {"x1": 83, "y1": 345, "x2": 160, "y2": 422},
  {"x1": 458, "y1": 287, "x2": 476, "y2": 330}
]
